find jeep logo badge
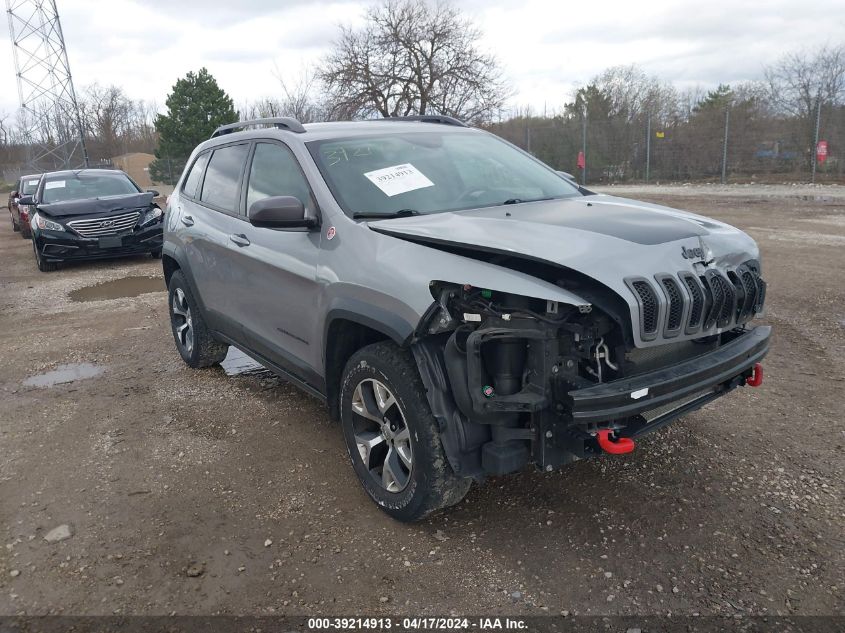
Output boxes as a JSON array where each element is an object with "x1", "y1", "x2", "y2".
[
  {"x1": 681, "y1": 245, "x2": 704, "y2": 260},
  {"x1": 683, "y1": 239, "x2": 714, "y2": 264}
]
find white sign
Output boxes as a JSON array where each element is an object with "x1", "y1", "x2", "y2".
[
  {"x1": 363, "y1": 163, "x2": 434, "y2": 197},
  {"x1": 27, "y1": 180, "x2": 39, "y2": 186},
  {"x1": 44, "y1": 180, "x2": 66, "y2": 190}
]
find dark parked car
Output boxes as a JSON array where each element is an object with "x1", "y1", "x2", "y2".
[
  {"x1": 163, "y1": 116, "x2": 769, "y2": 521},
  {"x1": 8, "y1": 173, "x2": 42, "y2": 238},
  {"x1": 19, "y1": 169, "x2": 164, "y2": 272}
]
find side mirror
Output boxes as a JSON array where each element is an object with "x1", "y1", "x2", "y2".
[
  {"x1": 146, "y1": 189, "x2": 161, "y2": 197},
  {"x1": 556, "y1": 170, "x2": 577, "y2": 184},
  {"x1": 18, "y1": 195, "x2": 34, "y2": 206},
  {"x1": 248, "y1": 196, "x2": 317, "y2": 229}
]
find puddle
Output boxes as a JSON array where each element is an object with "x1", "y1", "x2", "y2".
[
  {"x1": 220, "y1": 347, "x2": 272, "y2": 377},
  {"x1": 24, "y1": 363, "x2": 105, "y2": 388},
  {"x1": 69, "y1": 276, "x2": 165, "y2": 302}
]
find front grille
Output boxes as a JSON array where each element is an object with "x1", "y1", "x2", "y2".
[
  {"x1": 680, "y1": 273, "x2": 705, "y2": 331},
  {"x1": 67, "y1": 211, "x2": 141, "y2": 238},
  {"x1": 630, "y1": 280, "x2": 659, "y2": 336},
  {"x1": 660, "y1": 276, "x2": 684, "y2": 333},
  {"x1": 626, "y1": 261, "x2": 765, "y2": 342},
  {"x1": 707, "y1": 273, "x2": 736, "y2": 328}
]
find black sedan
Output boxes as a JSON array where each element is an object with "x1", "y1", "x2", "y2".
[{"x1": 19, "y1": 169, "x2": 164, "y2": 272}]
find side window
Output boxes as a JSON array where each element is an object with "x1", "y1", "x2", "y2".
[
  {"x1": 246, "y1": 142, "x2": 316, "y2": 215},
  {"x1": 182, "y1": 152, "x2": 209, "y2": 199},
  {"x1": 200, "y1": 144, "x2": 250, "y2": 212}
]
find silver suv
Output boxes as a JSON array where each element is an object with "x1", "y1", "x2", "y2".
[{"x1": 163, "y1": 116, "x2": 770, "y2": 521}]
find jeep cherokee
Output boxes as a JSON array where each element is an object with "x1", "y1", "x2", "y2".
[{"x1": 162, "y1": 115, "x2": 770, "y2": 522}]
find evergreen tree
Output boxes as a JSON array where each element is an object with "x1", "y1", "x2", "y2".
[{"x1": 150, "y1": 68, "x2": 237, "y2": 184}]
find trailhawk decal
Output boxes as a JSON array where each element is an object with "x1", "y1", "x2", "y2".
[{"x1": 363, "y1": 163, "x2": 434, "y2": 197}]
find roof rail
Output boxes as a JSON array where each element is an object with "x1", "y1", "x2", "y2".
[
  {"x1": 378, "y1": 115, "x2": 468, "y2": 128},
  {"x1": 211, "y1": 117, "x2": 306, "y2": 138}
]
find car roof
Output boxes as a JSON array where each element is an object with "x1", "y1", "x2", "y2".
[
  {"x1": 197, "y1": 119, "x2": 481, "y2": 152},
  {"x1": 21, "y1": 173, "x2": 42, "y2": 180},
  {"x1": 41, "y1": 169, "x2": 129, "y2": 179}
]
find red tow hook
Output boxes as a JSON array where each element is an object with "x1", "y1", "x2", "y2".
[
  {"x1": 746, "y1": 362, "x2": 764, "y2": 387},
  {"x1": 595, "y1": 429, "x2": 636, "y2": 455}
]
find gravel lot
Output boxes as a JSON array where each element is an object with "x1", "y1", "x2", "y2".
[{"x1": 0, "y1": 186, "x2": 842, "y2": 617}]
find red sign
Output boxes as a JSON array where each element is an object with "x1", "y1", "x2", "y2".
[
  {"x1": 577, "y1": 151, "x2": 585, "y2": 170},
  {"x1": 816, "y1": 140, "x2": 828, "y2": 164}
]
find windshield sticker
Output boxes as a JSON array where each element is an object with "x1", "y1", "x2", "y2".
[
  {"x1": 44, "y1": 180, "x2": 66, "y2": 190},
  {"x1": 363, "y1": 163, "x2": 434, "y2": 197},
  {"x1": 27, "y1": 180, "x2": 39, "y2": 186}
]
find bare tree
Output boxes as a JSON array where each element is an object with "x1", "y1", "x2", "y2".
[
  {"x1": 79, "y1": 84, "x2": 134, "y2": 157},
  {"x1": 319, "y1": 0, "x2": 510, "y2": 124},
  {"x1": 765, "y1": 45, "x2": 845, "y2": 118},
  {"x1": 764, "y1": 45, "x2": 845, "y2": 159}
]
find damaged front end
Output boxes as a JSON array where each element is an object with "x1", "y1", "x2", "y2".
[{"x1": 412, "y1": 279, "x2": 770, "y2": 480}]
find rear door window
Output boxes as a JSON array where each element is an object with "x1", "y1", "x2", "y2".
[
  {"x1": 182, "y1": 152, "x2": 210, "y2": 199},
  {"x1": 200, "y1": 144, "x2": 250, "y2": 212}
]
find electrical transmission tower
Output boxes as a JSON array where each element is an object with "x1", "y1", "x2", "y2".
[{"x1": 6, "y1": 0, "x2": 88, "y2": 170}]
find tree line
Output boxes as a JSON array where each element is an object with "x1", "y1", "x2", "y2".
[{"x1": 1, "y1": 0, "x2": 843, "y2": 184}]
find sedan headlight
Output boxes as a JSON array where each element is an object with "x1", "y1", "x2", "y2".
[
  {"x1": 139, "y1": 207, "x2": 163, "y2": 227},
  {"x1": 33, "y1": 212, "x2": 64, "y2": 232}
]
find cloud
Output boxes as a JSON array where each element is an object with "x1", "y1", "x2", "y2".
[{"x1": 0, "y1": 0, "x2": 843, "y2": 119}]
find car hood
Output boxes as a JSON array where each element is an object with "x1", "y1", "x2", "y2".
[
  {"x1": 367, "y1": 194, "x2": 761, "y2": 347},
  {"x1": 37, "y1": 192, "x2": 154, "y2": 218}
]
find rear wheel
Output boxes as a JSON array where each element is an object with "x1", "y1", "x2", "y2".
[
  {"x1": 11, "y1": 213, "x2": 19, "y2": 232},
  {"x1": 340, "y1": 341, "x2": 471, "y2": 522},
  {"x1": 32, "y1": 239, "x2": 57, "y2": 272},
  {"x1": 168, "y1": 270, "x2": 228, "y2": 368},
  {"x1": 150, "y1": 248, "x2": 162, "y2": 259}
]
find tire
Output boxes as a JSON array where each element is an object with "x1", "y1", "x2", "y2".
[
  {"x1": 150, "y1": 248, "x2": 162, "y2": 259},
  {"x1": 167, "y1": 270, "x2": 228, "y2": 368},
  {"x1": 340, "y1": 341, "x2": 471, "y2": 522},
  {"x1": 32, "y1": 240, "x2": 57, "y2": 272},
  {"x1": 12, "y1": 214, "x2": 19, "y2": 232}
]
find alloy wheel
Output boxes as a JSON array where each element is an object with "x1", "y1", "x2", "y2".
[
  {"x1": 351, "y1": 378, "x2": 413, "y2": 492},
  {"x1": 171, "y1": 287, "x2": 194, "y2": 355}
]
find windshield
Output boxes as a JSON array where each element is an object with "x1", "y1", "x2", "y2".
[
  {"x1": 308, "y1": 131, "x2": 580, "y2": 217},
  {"x1": 41, "y1": 173, "x2": 140, "y2": 204},
  {"x1": 20, "y1": 177, "x2": 40, "y2": 195}
]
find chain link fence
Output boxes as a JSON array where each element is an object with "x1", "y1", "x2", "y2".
[
  {"x1": 489, "y1": 105, "x2": 845, "y2": 185},
  {"x1": 5, "y1": 108, "x2": 845, "y2": 190}
]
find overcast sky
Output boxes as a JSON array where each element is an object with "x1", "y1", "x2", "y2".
[{"x1": 1, "y1": 0, "x2": 843, "y2": 118}]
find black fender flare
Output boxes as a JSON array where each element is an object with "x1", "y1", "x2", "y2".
[
  {"x1": 161, "y1": 244, "x2": 209, "y2": 317},
  {"x1": 322, "y1": 299, "x2": 415, "y2": 354}
]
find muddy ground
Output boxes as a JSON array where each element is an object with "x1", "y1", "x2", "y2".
[{"x1": 0, "y1": 187, "x2": 842, "y2": 617}]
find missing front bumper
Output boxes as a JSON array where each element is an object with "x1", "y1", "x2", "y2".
[{"x1": 561, "y1": 326, "x2": 770, "y2": 425}]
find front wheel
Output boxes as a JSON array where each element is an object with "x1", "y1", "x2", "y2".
[
  {"x1": 340, "y1": 341, "x2": 471, "y2": 522},
  {"x1": 32, "y1": 240, "x2": 57, "y2": 272},
  {"x1": 168, "y1": 270, "x2": 228, "y2": 368}
]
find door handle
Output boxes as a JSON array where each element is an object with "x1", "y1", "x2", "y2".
[
  {"x1": 229, "y1": 233, "x2": 251, "y2": 247},
  {"x1": 181, "y1": 215, "x2": 194, "y2": 226}
]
